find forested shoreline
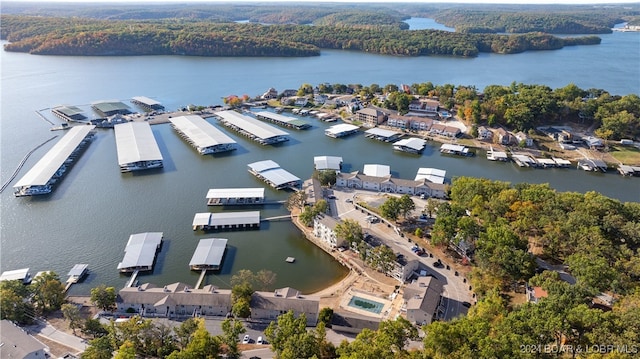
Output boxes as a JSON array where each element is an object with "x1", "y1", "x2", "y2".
[{"x1": 1, "y1": 15, "x2": 601, "y2": 58}]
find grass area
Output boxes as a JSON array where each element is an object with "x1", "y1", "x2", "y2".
[{"x1": 607, "y1": 145, "x2": 640, "y2": 165}]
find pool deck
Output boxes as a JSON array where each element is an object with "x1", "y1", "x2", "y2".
[{"x1": 339, "y1": 287, "x2": 393, "y2": 319}]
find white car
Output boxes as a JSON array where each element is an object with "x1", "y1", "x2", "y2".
[
  {"x1": 242, "y1": 335, "x2": 250, "y2": 344},
  {"x1": 257, "y1": 336, "x2": 264, "y2": 345}
]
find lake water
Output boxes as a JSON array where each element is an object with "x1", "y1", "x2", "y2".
[{"x1": 1, "y1": 19, "x2": 638, "y2": 295}]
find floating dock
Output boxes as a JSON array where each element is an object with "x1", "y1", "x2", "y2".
[
  {"x1": 414, "y1": 168, "x2": 446, "y2": 184},
  {"x1": 192, "y1": 211, "x2": 260, "y2": 231},
  {"x1": 215, "y1": 110, "x2": 290, "y2": 145},
  {"x1": 618, "y1": 164, "x2": 640, "y2": 176},
  {"x1": 487, "y1": 146, "x2": 508, "y2": 161},
  {"x1": 189, "y1": 238, "x2": 228, "y2": 271},
  {"x1": 13, "y1": 125, "x2": 96, "y2": 197},
  {"x1": 248, "y1": 160, "x2": 301, "y2": 190},
  {"x1": 393, "y1": 138, "x2": 427, "y2": 154},
  {"x1": 0, "y1": 268, "x2": 32, "y2": 284},
  {"x1": 552, "y1": 158, "x2": 572, "y2": 168},
  {"x1": 285, "y1": 257, "x2": 296, "y2": 263},
  {"x1": 440, "y1": 143, "x2": 473, "y2": 157},
  {"x1": 314, "y1": 156, "x2": 343, "y2": 172},
  {"x1": 512, "y1": 154, "x2": 537, "y2": 167},
  {"x1": 114, "y1": 122, "x2": 163, "y2": 172},
  {"x1": 117, "y1": 232, "x2": 163, "y2": 273},
  {"x1": 577, "y1": 159, "x2": 608, "y2": 172},
  {"x1": 65, "y1": 264, "x2": 88, "y2": 291},
  {"x1": 131, "y1": 96, "x2": 165, "y2": 111},
  {"x1": 51, "y1": 105, "x2": 88, "y2": 123},
  {"x1": 364, "y1": 128, "x2": 402, "y2": 142},
  {"x1": 206, "y1": 187, "x2": 265, "y2": 206},
  {"x1": 254, "y1": 111, "x2": 311, "y2": 130},
  {"x1": 169, "y1": 115, "x2": 237, "y2": 155},
  {"x1": 325, "y1": 124, "x2": 359, "y2": 138}
]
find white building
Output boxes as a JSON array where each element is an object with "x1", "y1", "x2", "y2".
[{"x1": 313, "y1": 215, "x2": 347, "y2": 248}]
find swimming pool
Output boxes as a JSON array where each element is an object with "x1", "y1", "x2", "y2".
[{"x1": 347, "y1": 295, "x2": 384, "y2": 314}]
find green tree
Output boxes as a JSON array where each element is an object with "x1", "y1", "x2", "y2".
[
  {"x1": 61, "y1": 303, "x2": 83, "y2": 335},
  {"x1": 30, "y1": 271, "x2": 66, "y2": 314},
  {"x1": 318, "y1": 307, "x2": 334, "y2": 327},
  {"x1": 167, "y1": 318, "x2": 220, "y2": 359},
  {"x1": 265, "y1": 311, "x2": 319, "y2": 359},
  {"x1": 314, "y1": 169, "x2": 337, "y2": 186},
  {"x1": 81, "y1": 336, "x2": 114, "y2": 359},
  {"x1": 285, "y1": 191, "x2": 307, "y2": 211},
  {"x1": 397, "y1": 194, "x2": 415, "y2": 219},
  {"x1": 231, "y1": 296, "x2": 251, "y2": 318},
  {"x1": 82, "y1": 318, "x2": 108, "y2": 339},
  {"x1": 334, "y1": 218, "x2": 364, "y2": 246},
  {"x1": 379, "y1": 196, "x2": 401, "y2": 222},
  {"x1": 173, "y1": 318, "x2": 199, "y2": 350},
  {"x1": 90, "y1": 284, "x2": 116, "y2": 312},
  {"x1": 220, "y1": 318, "x2": 245, "y2": 358},
  {"x1": 0, "y1": 280, "x2": 35, "y2": 324},
  {"x1": 114, "y1": 340, "x2": 136, "y2": 359}
]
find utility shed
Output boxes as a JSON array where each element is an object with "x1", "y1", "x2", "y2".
[{"x1": 189, "y1": 238, "x2": 228, "y2": 270}]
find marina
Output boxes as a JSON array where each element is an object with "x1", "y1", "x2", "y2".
[
  {"x1": 215, "y1": 110, "x2": 290, "y2": 145},
  {"x1": 393, "y1": 138, "x2": 427, "y2": 154},
  {"x1": 364, "y1": 128, "x2": 402, "y2": 142},
  {"x1": 511, "y1": 154, "x2": 538, "y2": 167},
  {"x1": 206, "y1": 187, "x2": 265, "y2": 206},
  {"x1": 189, "y1": 238, "x2": 228, "y2": 271},
  {"x1": 114, "y1": 122, "x2": 164, "y2": 172},
  {"x1": 247, "y1": 160, "x2": 302, "y2": 190},
  {"x1": 325, "y1": 124, "x2": 360, "y2": 138},
  {"x1": 13, "y1": 125, "x2": 96, "y2": 197},
  {"x1": 117, "y1": 232, "x2": 164, "y2": 273},
  {"x1": 169, "y1": 115, "x2": 237, "y2": 155},
  {"x1": 254, "y1": 111, "x2": 311, "y2": 130},
  {"x1": 192, "y1": 211, "x2": 261, "y2": 231},
  {"x1": 439, "y1": 143, "x2": 473, "y2": 157}
]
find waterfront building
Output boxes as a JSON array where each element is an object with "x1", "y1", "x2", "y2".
[
  {"x1": 577, "y1": 159, "x2": 608, "y2": 172},
  {"x1": 169, "y1": 115, "x2": 237, "y2": 155},
  {"x1": 254, "y1": 111, "x2": 310, "y2": 130},
  {"x1": 313, "y1": 156, "x2": 343, "y2": 172},
  {"x1": 325, "y1": 124, "x2": 359, "y2": 138},
  {"x1": 51, "y1": 105, "x2": 87, "y2": 122},
  {"x1": 261, "y1": 88, "x2": 278, "y2": 100},
  {"x1": 247, "y1": 160, "x2": 301, "y2": 190},
  {"x1": 364, "y1": 128, "x2": 402, "y2": 142},
  {"x1": 206, "y1": 188, "x2": 265, "y2": 206},
  {"x1": 1, "y1": 320, "x2": 49, "y2": 359},
  {"x1": 91, "y1": 100, "x2": 131, "y2": 117},
  {"x1": 430, "y1": 123, "x2": 461, "y2": 138},
  {"x1": 403, "y1": 276, "x2": 443, "y2": 325},
  {"x1": 114, "y1": 122, "x2": 163, "y2": 172},
  {"x1": 496, "y1": 128, "x2": 513, "y2": 145},
  {"x1": 487, "y1": 146, "x2": 509, "y2": 162},
  {"x1": 512, "y1": 154, "x2": 537, "y2": 167},
  {"x1": 66, "y1": 264, "x2": 89, "y2": 284},
  {"x1": 313, "y1": 215, "x2": 347, "y2": 248},
  {"x1": 117, "y1": 282, "x2": 232, "y2": 317},
  {"x1": 189, "y1": 238, "x2": 228, "y2": 271},
  {"x1": 391, "y1": 258, "x2": 420, "y2": 283},
  {"x1": 515, "y1": 131, "x2": 534, "y2": 147},
  {"x1": 215, "y1": 110, "x2": 289, "y2": 145},
  {"x1": 477, "y1": 126, "x2": 493, "y2": 141},
  {"x1": 192, "y1": 211, "x2": 260, "y2": 231},
  {"x1": 393, "y1": 138, "x2": 427, "y2": 154},
  {"x1": 117, "y1": 232, "x2": 163, "y2": 273},
  {"x1": 13, "y1": 125, "x2": 96, "y2": 197},
  {"x1": 409, "y1": 99, "x2": 439, "y2": 113},
  {"x1": 414, "y1": 168, "x2": 446, "y2": 184},
  {"x1": 131, "y1": 96, "x2": 165, "y2": 111},
  {"x1": 250, "y1": 287, "x2": 320, "y2": 326},
  {"x1": 363, "y1": 164, "x2": 390, "y2": 177},
  {"x1": 335, "y1": 172, "x2": 447, "y2": 198},
  {"x1": 355, "y1": 108, "x2": 385, "y2": 126}
]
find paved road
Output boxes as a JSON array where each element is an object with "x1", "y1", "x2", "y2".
[
  {"x1": 328, "y1": 188, "x2": 472, "y2": 321},
  {"x1": 26, "y1": 319, "x2": 88, "y2": 354}
]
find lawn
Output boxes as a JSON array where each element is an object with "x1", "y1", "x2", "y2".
[{"x1": 608, "y1": 145, "x2": 640, "y2": 165}]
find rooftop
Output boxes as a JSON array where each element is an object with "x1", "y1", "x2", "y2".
[
  {"x1": 170, "y1": 115, "x2": 237, "y2": 149},
  {"x1": 206, "y1": 188, "x2": 264, "y2": 199},
  {"x1": 117, "y1": 232, "x2": 163, "y2": 271},
  {"x1": 189, "y1": 238, "x2": 228, "y2": 268},
  {"x1": 314, "y1": 155, "x2": 343, "y2": 171},
  {"x1": 216, "y1": 110, "x2": 289, "y2": 140},
  {"x1": 363, "y1": 164, "x2": 390, "y2": 178},
  {"x1": 114, "y1": 122, "x2": 163, "y2": 165}
]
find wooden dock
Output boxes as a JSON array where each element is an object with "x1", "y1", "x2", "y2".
[
  {"x1": 64, "y1": 264, "x2": 88, "y2": 292},
  {"x1": 195, "y1": 269, "x2": 207, "y2": 289},
  {"x1": 262, "y1": 215, "x2": 292, "y2": 222},
  {"x1": 125, "y1": 270, "x2": 140, "y2": 288}
]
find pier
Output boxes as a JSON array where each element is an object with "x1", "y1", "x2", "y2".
[
  {"x1": 125, "y1": 270, "x2": 140, "y2": 288},
  {"x1": 262, "y1": 215, "x2": 293, "y2": 222},
  {"x1": 206, "y1": 187, "x2": 265, "y2": 206},
  {"x1": 440, "y1": 143, "x2": 473, "y2": 157},
  {"x1": 254, "y1": 111, "x2": 311, "y2": 130},
  {"x1": 325, "y1": 124, "x2": 359, "y2": 138}
]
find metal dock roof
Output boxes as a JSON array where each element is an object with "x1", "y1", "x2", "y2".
[
  {"x1": 393, "y1": 137, "x2": 426, "y2": 151},
  {"x1": 248, "y1": 160, "x2": 301, "y2": 188},
  {"x1": 189, "y1": 238, "x2": 228, "y2": 268},
  {"x1": 206, "y1": 188, "x2": 265, "y2": 199},
  {"x1": 415, "y1": 168, "x2": 446, "y2": 184},
  {"x1": 67, "y1": 264, "x2": 88, "y2": 277},
  {"x1": 117, "y1": 232, "x2": 163, "y2": 271},
  {"x1": 193, "y1": 212, "x2": 261, "y2": 227},
  {"x1": 254, "y1": 111, "x2": 310, "y2": 129},
  {"x1": 314, "y1": 156, "x2": 343, "y2": 171},
  {"x1": 114, "y1": 122, "x2": 163, "y2": 166},
  {"x1": 363, "y1": 164, "x2": 390, "y2": 177},
  {"x1": 440, "y1": 143, "x2": 467, "y2": 152},
  {"x1": 169, "y1": 115, "x2": 237, "y2": 150},
  {"x1": 216, "y1": 110, "x2": 289, "y2": 140},
  {"x1": 91, "y1": 100, "x2": 131, "y2": 114},
  {"x1": 364, "y1": 128, "x2": 400, "y2": 139},
  {"x1": 132, "y1": 96, "x2": 161, "y2": 107},
  {"x1": 248, "y1": 160, "x2": 280, "y2": 173},
  {"x1": 325, "y1": 124, "x2": 359, "y2": 137},
  {"x1": 14, "y1": 125, "x2": 96, "y2": 187},
  {"x1": 0, "y1": 268, "x2": 30, "y2": 282}
]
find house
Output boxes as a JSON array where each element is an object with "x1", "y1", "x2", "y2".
[
  {"x1": 261, "y1": 88, "x2": 278, "y2": 100},
  {"x1": 526, "y1": 286, "x2": 548, "y2": 303},
  {"x1": 356, "y1": 108, "x2": 385, "y2": 126},
  {"x1": 386, "y1": 114, "x2": 409, "y2": 129},
  {"x1": 281, "y1": 89, "x2": 298, "y2": 97},
  {"x1": 408, "y1": 117, "x2": 433, "y2": 132},
  {"x1": 251, "y1": 287, "x2": 320, "y2": 326},
  {"x1": 408, "y1": 99, "x2": 439, "y2": 113},
  {"x1": 403, "y1": 276, "x2": 443, "y2": 325},
  {"x1": 314, "y1": 94, "x2": 328, "y2": 105},
  {"x1": 477, "y1": 126, "x2": 493, "y2": 141},
  {"x1": 583, "y1": 136, "x2": 604, "y2": 149},
  {"x1": 0, "y1": 320, "x2": 49, "y2": 359},
  {"x1": 496, "y1": 128, "x2": 512, "y2": 145},
  {"x1": 117, "y1": 282, "x2": 232, "y2": 318},
  {"x1": 313, "y1": 215, "x2": 347, "y2": 248},
  {"x1": 430, "y1": 123, "x2": 461, "y2": 138},
  {"x1": 390, "y1": 258, "x2": 420, "y2": 283},
  {"x1": 515, "y1": 131, "x2": 534, "y2": 147}
]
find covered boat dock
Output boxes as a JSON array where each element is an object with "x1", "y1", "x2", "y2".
[
  {"x1": 393, "y1": 138, "x2": 427, "y2": 154},
  {"x1": 170, "y1": 115, "x2": 237, "y2": 155},
  {"x1": 114, "y1": 122, "x2": 163, "y2": 172},
  {"x1": 414, "y1": 168, "x2": 446, "y2": 184},
  {"x1": 0, "y1": 268, "x2": 32, "y2": 284},
  {"x1": 215, "y1": 110, "x2": 289, "y2": 145},
  {"x1": 325, "y1": 124, "x2": 359, "y2": 138},
  {"x1": 314, "y1": 156, "x2": 343, "y2": 172},
  {"x1": 91, "y1": 100, "x2": 131, "y2": 117},
  {"x1": 248, "y1": 160, "x2": 301, "y2": 190},
  {"x1": 206, "y1": 187, "x2": 265, "y2": 206},
  {"x1": 13, "y1": 125, "x2": 96, "y2": 197},
  {"x1": 192, "y1": 211, "x2": 261, "y2": 231},
  {"x1": 254, "y1": 111, "x2": 310, "y2": 130},
  {"x1": 51, "y1": 105, "x2": 87, "y2": 122},
  {"x1": 440, "y1": 143, "x2": 472, "y2": 156},
  {"x1": 131, "y1": 96, "x2": 165, "y2": 111},
  {"x1": 117, "y1": 232, "x2": 163, "y2": 273},
  {"x1": 364, "y1": 128, "x2": 402, "y2": 142},
  {"x1": 189, "y1": 238, "x2": 228, "y2": 270}
]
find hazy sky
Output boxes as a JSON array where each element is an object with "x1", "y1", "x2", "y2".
[{"x1": 12, "y1": 0, "x2": 640, "y2": 4}]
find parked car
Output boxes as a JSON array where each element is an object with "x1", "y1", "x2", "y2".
[
  {"x1": 257, "y1": 336, "x2": 264, "y2": 345},
  {"x1": 433, "y1": 260, "x2": 444, "y2": 268},
  {"x1": 345, "y1": 198, "x2": 353, "y2": 203},
  {"x1": 242, "y1": 335, "x2": 250, "y2": 344}
]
